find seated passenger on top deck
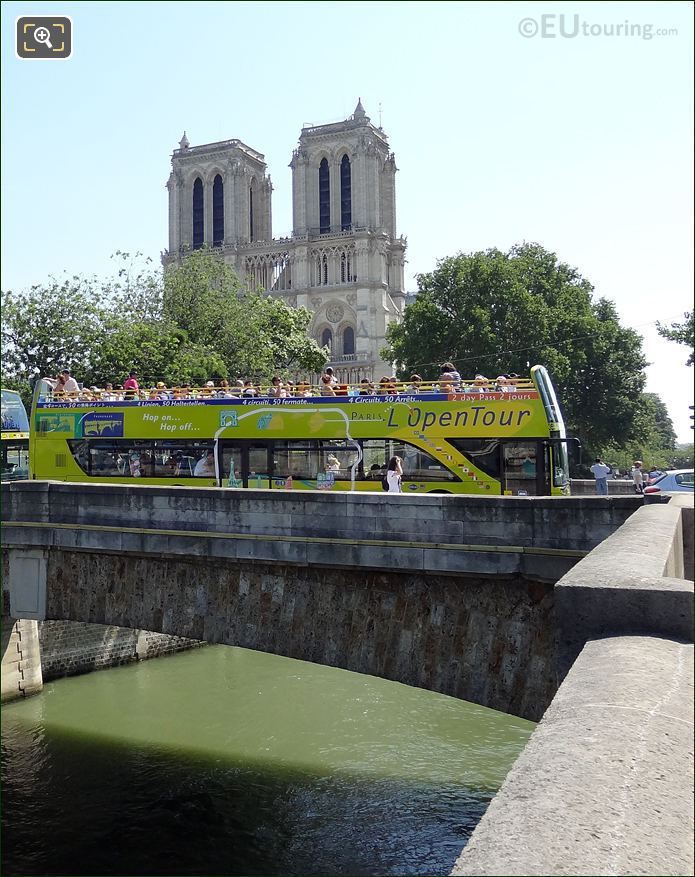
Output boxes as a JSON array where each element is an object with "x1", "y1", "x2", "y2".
[
  {"x1": 320, "y1": 375, "x2": 336, "y2": 396},
  {"x1": 358, "y1": 379, "x2": 375, "y2": 396}
]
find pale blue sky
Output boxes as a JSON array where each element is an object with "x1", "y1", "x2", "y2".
[{"x1": 2, "y1": 1, "x2": 693, "y2": 439}]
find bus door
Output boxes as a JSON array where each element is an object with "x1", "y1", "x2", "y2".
[
  {"x1": 219, "y1": 441, "x2": 272, "y2": 488},
  {"x1": 500, "y1": 440, "x2": 549, "y2": 496}
]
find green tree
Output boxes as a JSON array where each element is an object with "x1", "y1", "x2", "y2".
[
  {"x1": 594, "y1": 393, "x2": 677, "y2": 475},
  {"x1": 2, "y1": 249, "x2": 327, "y2": 401},
  {"x1": 1, "y1": 277, "x2": 107, "y2": 383},
  {"x1": 671, "y1": 443, "x2": 694, "y2": 469},
  {"x1": 162, "y1": 248, "x2": 327, "y2": 377},
  {"x1": 383, "y1": 243, "x2": 648, "y2": 450},
  {"x1": 656, "y1": 311, "x2": 694, "y2": 366}
]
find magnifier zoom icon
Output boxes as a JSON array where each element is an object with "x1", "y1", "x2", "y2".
[{"x1": 34, "y1": 26, "x2": 53, "y2": 48}]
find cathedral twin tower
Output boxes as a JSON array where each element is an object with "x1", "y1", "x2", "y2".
[{"x1": 164, "y1": 100, "x2": 407, "y2": 381}]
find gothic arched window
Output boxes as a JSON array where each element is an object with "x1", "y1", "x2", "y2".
[
  {"x1": 212, "y1": 175, "x2": 224, "y2": 246},
  {"x1": 192, "y1": 177, "x2": 204, "y2": 249},
  {"x1": 340, "y1": 154, "x2": 352, "y2": 231},
  {"x1": 342, "y1": 326, "x2": 355, "y2": 356},
  {"x1": 319, "y1": 158, "x2": 330, "y2": 234},
  {"x1": 321, "y1": 327, "x2": 333, "y2": 350},
  {"x1": 249, "y1": 181, "x2": 255, "y2": 242}
]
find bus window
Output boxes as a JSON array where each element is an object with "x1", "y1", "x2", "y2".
[
  {"x1": 222, "y1": 445, "x2": 242, "y2": 487},
  {"x1": 248, "y1": 444, "x2": 271, "y2": 488},
  {"x1": 448, "y1": 439, "x2": 501, "y2": 481},
  {"x1": 361, "y1": 440, "x2": 388, "y2": 480},
  {"x1": 1, "y1": 390, "x2": 29, "y2": 433},
  {"x1": 319, "y1": 441, "x2": 360, "y2": 477},
  {"x1": 274, "y1": 441, "x2": 319, "y2": 480},
  {"x1": 1, "y1": 441, "x2": 29, "y2": 481},
  {"x1": 390, "y1": 442, "x2": 459, "y2": 482},
  {"x1": 501, "y1": 441, "x2": 545, "y2": 496}
]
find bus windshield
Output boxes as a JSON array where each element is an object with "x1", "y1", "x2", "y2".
[
  {"x1": 1, "y1": 389, "x2": 30, "y2": 481},
  {"x1": 1, "y1": 389, "x2": 29, "y2": 433}
]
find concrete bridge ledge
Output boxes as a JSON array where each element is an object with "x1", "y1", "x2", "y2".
[
  {"x1": 451, "y1": 635, "x2": 694, "y2": 877},
  {"x1": 555, "y1": 500, "x2": 694, "y2": 678}
]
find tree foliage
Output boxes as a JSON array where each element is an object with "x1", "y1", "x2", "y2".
[
  {"x1": 162, "y1": 248, "x2": 327, "y2": 376},
  {"x1": 1, "y1": 249, "x2": 327, "y2": 403},
  {"x1": 383, "y1": 243, "x2": 648, "y2": 451},
  {"x1": 593, "y1": 392, "x2": 678, "y2": 475},
  {"x1": 656, "y1": 311, "x2": 694, "y2": 366}
]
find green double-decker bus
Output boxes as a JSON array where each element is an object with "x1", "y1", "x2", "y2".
[{"x1": 29, "y1": 366, "x2": 573, "y2": 496}]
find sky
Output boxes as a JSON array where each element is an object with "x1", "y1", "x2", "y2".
[{"x1": 1, "y1": 0, "x2": 693, "y2": 440}]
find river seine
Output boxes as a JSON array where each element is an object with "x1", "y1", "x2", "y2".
[{"x1": 2, "y1": 645, "x2": 533, "y2": 876}]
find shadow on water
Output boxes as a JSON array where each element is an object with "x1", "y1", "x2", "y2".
[
  {"x1": 2, "y1": 728, "x2": 493, "y2": 876},
  {"x1": 1, "y1": 646, "x2": 533, "y2": 876}
]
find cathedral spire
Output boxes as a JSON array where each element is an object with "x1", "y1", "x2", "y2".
[
  {"x1": 353, "y1": 98, "x2": 366, "y2": 120},
  {"x1": 179, "y1": 131, "x2": 190, "y2": 150}
]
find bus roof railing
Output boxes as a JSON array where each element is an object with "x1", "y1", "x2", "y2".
[{"x1": 37, "y1": 376, "x2": 537, "y2": 403}]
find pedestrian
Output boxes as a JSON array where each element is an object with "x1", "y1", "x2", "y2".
[
  {"x1": 647, "y1": 466, "x2": 663, "y2": 484},
  {"x1": 589, "y1": 457, "x2": 612, "y2": 495},
  {"x1": 385, "y1": 455, "x2": 403, "y2": 493},
  {"x1": 631, "y1": 460, "x2": 644, "y2": 494}
]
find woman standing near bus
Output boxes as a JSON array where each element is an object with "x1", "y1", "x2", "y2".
[{"x1": 386, "y1": 456, "x2": 403, "y2": 493}]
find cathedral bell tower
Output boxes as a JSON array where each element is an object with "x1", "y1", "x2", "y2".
[
  {"x1": 287, "y1": 99, "x2": 406, "y2": 380},
  {"x1": 167, "y1": 133, "x2": 272, "y2": 251},
  {"x1": 163, "y1": 100, "x2": 407, "y2": 382}
]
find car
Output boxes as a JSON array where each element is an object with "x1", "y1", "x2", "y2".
[{"x1": 643, "y1": 469, "x2": 694, "y2": 494}]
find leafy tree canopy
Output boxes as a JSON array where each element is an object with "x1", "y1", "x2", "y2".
[
  {"x1": 162, "y1": 249, "x2": 327, "y2": 377},
  {"x1": 383, "y1": 243, "x2": 648, "y2": 451},
  {"x1": 656, "y1": 311, "x2": 694, "y2": 366},
  {"x1": 2, "y1": 249, "x2": 327, "y2": 408}
]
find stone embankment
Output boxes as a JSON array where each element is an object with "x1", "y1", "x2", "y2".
[{"x1": 452, "y1": 494, "x2": 694, "y2": 877}]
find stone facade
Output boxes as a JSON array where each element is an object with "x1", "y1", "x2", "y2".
[{"x1": 163, "y1": 100, "x2": 407, "y2": 382}]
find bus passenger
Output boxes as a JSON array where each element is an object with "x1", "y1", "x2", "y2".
[
  {"x1": 102, "y1": 382, "x2": 118, "y2": 401},
  {"x1": 377, "y1": 377, "x2": 391, "y2": 395},
  {"x1": 440, "y1": 362, "x2": 462, "y2": 385},
  {"x1": 45, "y1": 369, "x2": 79, "y2": 397},
  {"x1": 470, "y1": 374, "x2": 490, "y2": 393},
  {"x1": 269, "y1": 376, "x2": 287, "y2": 398},
  {"x1": 123, "y1": 371, "x2": 139, "y2": 399},
  {"x1": 408, "y1": 374, "x2": 423, "y2": 393},
  {"x1": 323, "y1": 367, "x2": 338, "y2": 388},
  {"x1": 194, "y1": 450, "x2": 216, "y2": 477},
  {"x1": 297, "y1": 381, "x2": 314, "y2": 399},
  {"x1": 242, "y1": 381, "x2": 257, "y2": 397},
  {"x1": 320, "y1": 375, "x2": 336, "y2": 396},
  {"x1": 326, "y1": 453, "x2": 341, "y2": 472},
  {"x1": 359, "y1": 379, "x2": 375, "y2": 396},
  {"x1": 225, "y1": 379, "x2": 242, "y2": 397}
]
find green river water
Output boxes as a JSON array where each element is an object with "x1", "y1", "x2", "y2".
[{"x1": 1, "y1": 644, "x2": 533, "y2": 876}]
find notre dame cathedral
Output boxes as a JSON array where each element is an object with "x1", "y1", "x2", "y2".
[{"x1": 163, "y1": 100, "x2": 406, "y2": 382}]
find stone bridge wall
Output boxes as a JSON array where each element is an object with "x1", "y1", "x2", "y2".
[{"x1": 1, "y1": 483, "x2": 644, "y2": 720}]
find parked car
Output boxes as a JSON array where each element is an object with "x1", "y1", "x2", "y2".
[{"x1": 643, "y1": 469, "x2": 694, "y2": 494}]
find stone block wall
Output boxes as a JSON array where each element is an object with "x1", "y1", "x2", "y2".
[
  {"x1": 38, "y1": 620, "x2": 204, "y2": 681},
  {"x1": 41, "y1": 550, "x2": 556, "y2": 721}
]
